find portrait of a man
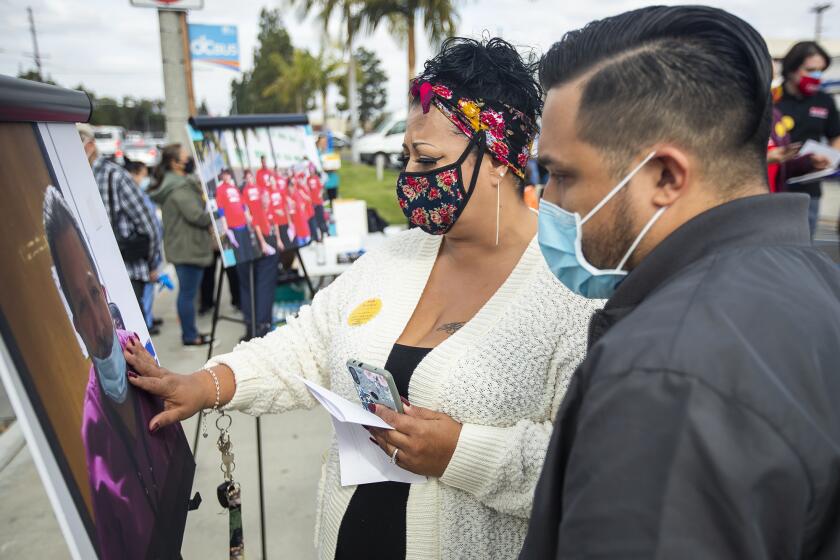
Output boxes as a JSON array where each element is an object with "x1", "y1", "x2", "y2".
[{"x1": 42, "y1": 185, "x2": 193, "y2": 560}]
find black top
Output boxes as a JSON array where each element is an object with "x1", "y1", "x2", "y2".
[
  {"x1": 335, "y1": 344, "x2": 432, "y2": 560},
  {"x1": 775, "y1": 89, "x2": 840, "y2": 197},
  {"x1": 521, "y1": 194, "x2": 840, "y2": 559}
]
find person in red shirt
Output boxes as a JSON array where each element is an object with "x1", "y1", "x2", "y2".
[
  {"x1": 306, "y1": 171, "x2": 329, "y2": 240},
  {"x1": 237, "y1": 169, "x2": 279, "y2": 340},
  {"x1": 241, "y1": 170, "x2": 275, "y2": 257},
  {"x1": 267, "y1": 169, "x2": 292, "y2": 250},
  {"x1": 287, "y1": 172, "x2": 311, "y2": 244},
  {"x1": 255, "y1": 156, "x2": 275, "y2": 191},
  {"x1": 274, "y1": 167, "x2": 299, "y2": 245},
  {"x1": 295, "y1": 170, "x2": 320, "y2": 243},
  {"x1": 215, "y1": 169, "x2": 256, "y2": 264}
]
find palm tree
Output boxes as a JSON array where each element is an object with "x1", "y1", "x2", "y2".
[
  {"x1": 262, "y1": 49, "x2": 321, "y2": 114},
  {"x1": 287, "y1": 0, "x2": 365, "y2": 138},
  {"x1": 314, "y1": 50, "x2": 344, "y2": 125},
  {"x1": 359, "y1": 0, "x2": 458, "y2": 86}
]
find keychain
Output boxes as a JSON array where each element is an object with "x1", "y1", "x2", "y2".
[{"x1": 216, "y1": 411, "x2": 245, "y2": 560}]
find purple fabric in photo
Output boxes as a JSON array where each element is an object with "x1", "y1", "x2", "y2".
[{"x1": 81, "y1": 329, "x2": 194, "y2": 559}]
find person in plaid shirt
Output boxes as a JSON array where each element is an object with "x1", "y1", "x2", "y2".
[{"x1": 77, "y1": 124, "x2": 161, "y2": 321}]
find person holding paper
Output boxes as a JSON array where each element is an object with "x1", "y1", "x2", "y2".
[
  {"x1": 123, "y1": 37, "x2": 599, "y2": 560},
  {"x1": 766, "y1": 104, "x2": 825, "y2": 193},
  {"x1": 775, "y1": 41, "x2": 840, "y2": 235}
]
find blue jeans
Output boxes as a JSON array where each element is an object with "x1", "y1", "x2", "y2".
[
  {"x1": 175, "y1": 264, "x2": 204, "y2": 343},
  {"x1": 808, "y1": 196, "x2": 821, "y2": 238},
  {"x1": 142, "y1": 282, "x2": 155, "y2": 328}
]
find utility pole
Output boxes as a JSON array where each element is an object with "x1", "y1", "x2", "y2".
[
  {"x1": 158, "y1": 9, "x2": 195, "y2": 147},
  {"x1": 179, "y1": 11, "x2": 197, "y2": 117},
  {"x1": 812, "y1": 3, "x2": 833, "y2": 41},
  {"x1": 27, "y1": 6, "x2": 42, "y2": 80}
]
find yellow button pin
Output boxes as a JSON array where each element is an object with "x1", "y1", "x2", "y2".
[
  {"x1": 781, "y1": 115, "x2": 795, "y2": 132},
  {"x1": 348, "y1": 298, "x2": 383, "y2": 326}
]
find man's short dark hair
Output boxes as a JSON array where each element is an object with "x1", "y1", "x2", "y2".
[
  {"x1": 43, "y1": 185, "x2": 100, "y2": 312},
  {"x1": 782, "y1": 41, "x2": 832, "y2": 81},
  {"x1": 124, "y1": 160, "x2": 147, "y2": 175},
  {"x1": 539, "y1": 5, "x2": 773, "y2": 190}
]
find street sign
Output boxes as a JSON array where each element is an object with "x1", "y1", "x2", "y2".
[
  {"x1": 129, "y1": 0, "x2": 204, "y2": 10},
  {"x1": 189, "y1": 23, "x2": 240, "y2": 71}
]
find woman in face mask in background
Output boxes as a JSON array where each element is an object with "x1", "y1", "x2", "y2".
[
  {"x1": 148, "y1": 144, "x2": 214, "y2": 346},
  {"x1": 124, "y1": 38, "x2": 600, "y2": 559},
  {"x1": 775, "y1": 41, "x2": 840, "y2": 236}
]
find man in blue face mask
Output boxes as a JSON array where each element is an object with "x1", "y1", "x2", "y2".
[
  {"x1": 522, "y1": 6, "x2": 840, "y2": 559},
  {"x1": 126, "y1": 159, "x2": 164, "y2": 335}
]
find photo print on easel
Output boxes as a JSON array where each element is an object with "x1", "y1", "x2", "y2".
[{"x1": 0, "y1": 114, "x2": 195, "y2": 559}]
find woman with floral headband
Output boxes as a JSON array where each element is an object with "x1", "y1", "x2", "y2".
[{"x1": 123, "y1": 37, "x2": 600, "y2": 559}]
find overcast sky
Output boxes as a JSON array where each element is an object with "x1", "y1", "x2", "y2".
[{"x1": 0, "y1": 0, "x2": 835, "y2": 120}]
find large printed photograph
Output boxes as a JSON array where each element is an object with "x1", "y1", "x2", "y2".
[
  {"x1": 0, "y1": 121, "x2": 195, "y2": 559},
  {"x1": 191, "y1": 123, "x2": 329, "y2": 267}
]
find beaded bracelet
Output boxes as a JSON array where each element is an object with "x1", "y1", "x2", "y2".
[{"x1": 201, "y1": 367, "x2": 221, "y2": 438}]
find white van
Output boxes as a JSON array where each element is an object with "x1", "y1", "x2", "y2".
[{"x1": 356, "y1": 113, "x2": 407, "y2": 168}]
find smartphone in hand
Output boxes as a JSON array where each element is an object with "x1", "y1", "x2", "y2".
[{"x1": 347, "y1": 359, "x2": 404, "y2": 414}]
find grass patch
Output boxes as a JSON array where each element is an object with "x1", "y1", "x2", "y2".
[{"x1": 334, "y1": 159, "x2": 405, "y2": 226}]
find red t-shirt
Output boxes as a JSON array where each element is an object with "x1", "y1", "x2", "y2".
[
  {"x1": 242, "y1": 182, "x2": 271, "y2": 236},
  {"x1": 215, "y1": 181, "x2": 247, "y2": 229},
  {"x1": 295, "y1": 176, "x2": 314, "y2": 219},
  {"x1": 307, "y1": 175, "x2": 324, "y2": 206},
  {"x1": 289, "y1": 189, "x2": 311, "y2": 239},
  {"x1": 267, "y1": 185, "x2": 289, "y2": 226},
  {"x1": 256, "y1": 167, "x2": 274, "y2": 190},
  {"x1": 274, "y1": 173, "x2": 289, "y2": 192}
]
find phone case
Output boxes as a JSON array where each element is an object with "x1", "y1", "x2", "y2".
[{"x1": 346, "y1": 359, "x2": 404, "y2": 414}]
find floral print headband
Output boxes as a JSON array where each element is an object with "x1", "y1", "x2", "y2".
[{"x1": 409, "y1": 79, "x2": 538, "y2": 180}]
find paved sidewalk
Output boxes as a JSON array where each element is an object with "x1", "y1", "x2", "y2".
[{"x1": 0, "y1": 281, "x2": 332, "y2": 559}]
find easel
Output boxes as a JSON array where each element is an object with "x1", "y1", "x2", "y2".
[
  {"x1": 191, "y1": 245, "x2": 316, "y2": 560},
  {"x1": 186, "y1": 114, "x2": 321, "y2": 559}
]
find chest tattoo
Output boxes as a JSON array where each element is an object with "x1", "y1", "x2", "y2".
[{"x1": 437, "y1": 322, "x2": 466, "y2": 335}]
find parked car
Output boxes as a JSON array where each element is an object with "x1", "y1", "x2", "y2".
[
  {"x1": 318, "y1": 130, "x2": 350, "y2": 150},
  {"x1": 94, "y1": 126, "x2": 126, "y2": 161},
  {"x1": 124, "y1": 138, "x2": 160, "y2": 168},
  {"x1": 125, "y1": 131, "x2": 144, "y2": 144},
  {"x1": 144, "y1": 132, "x2": 168, "y2": 147},
  {"x1": 356, "y1": 113, "x2": 406, "y2": 168}
]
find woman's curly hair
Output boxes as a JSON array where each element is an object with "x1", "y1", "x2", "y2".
[{"x1": 413, "y1": 36, "x2": 543, "y2": 124}]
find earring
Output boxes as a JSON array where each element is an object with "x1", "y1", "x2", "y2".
[{"x1": 495, "y1": 174, "x2": 503, "y2": 247}]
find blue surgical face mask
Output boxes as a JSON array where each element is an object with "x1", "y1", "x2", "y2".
[
  {"x1": 91, "y1": 330, "x2": 128, "y2": 403},
  {"x1": 538, "y1": 151, "x2": 665, "y2": 299},
  {"x1": 139, "y1": 176, "x2": 151, "y2": 191}
]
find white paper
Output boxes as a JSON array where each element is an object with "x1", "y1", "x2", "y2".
[
  {"x1": 299, "y1": 377, "x2": 427, "y2": 486},
  {"x1": 786, "y1": 140, "x2": 840, "y2": 185}
]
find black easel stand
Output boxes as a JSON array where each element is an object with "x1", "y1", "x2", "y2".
[{"x1": 191, "y1": 248, "x2": 317, "y2": 560}]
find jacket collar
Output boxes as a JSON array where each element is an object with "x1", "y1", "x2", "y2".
[{"x1": 587, "y1": 193, "x2": 811, "y2": 347}]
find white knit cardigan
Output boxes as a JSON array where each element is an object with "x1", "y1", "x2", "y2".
[{"x1": 207, "y1": 227, "x2": 600, "y2": 559}]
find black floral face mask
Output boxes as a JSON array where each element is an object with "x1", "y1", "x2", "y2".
[{"x1": 396, "y1": 135, "x2": 486, "y2": 235}]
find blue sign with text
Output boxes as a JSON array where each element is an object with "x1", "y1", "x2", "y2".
[{"x1": 188, "y1": 24, "x2": 240, "y2": 71}]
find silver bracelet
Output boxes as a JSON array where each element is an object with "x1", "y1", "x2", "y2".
[
  {"x1": 201, "y1": 367, "x2": 221, "y2": 439},
  {"x1": 205, "y1": 367, "x2": 221, "y2": 410}
]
